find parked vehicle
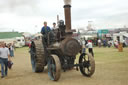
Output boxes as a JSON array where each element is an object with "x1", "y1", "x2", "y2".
[{"x1": 14, "y1": 37, "x2": 25, "y2": 48}]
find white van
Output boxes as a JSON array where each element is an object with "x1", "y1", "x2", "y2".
[{"x1": 14, "y1": 37, "x2": 25, "y2": 47}]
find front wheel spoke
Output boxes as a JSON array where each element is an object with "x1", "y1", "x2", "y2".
[
  {"x1": 51, "y1": 64, "x2": 56, "y2": 72},
  {"x1": 85, "y1": 68, "x2": 90, "y2": 74},
  {"x1": 83, "y1": 61, "x2": 89, "y2": 67},
  {"x1": 87, "y1": 67, "x2": 90, "y2": 72}
]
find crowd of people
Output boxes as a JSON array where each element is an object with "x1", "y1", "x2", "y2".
[
  {"x1": 97, "y1": 39, "x2": 112, "y2": 48},
  {"x1": 80, "y1": 37, "x2": 127, "y2": 58},
  {"x1": 98, "y1": 38, "x2": 127, "y2": 48},
  {"x1": 0, "y1": 42, "x2": 14, "y2": 78},
  {"x1": 88, "y1": 38, "x2": 127, "y2": 48}
]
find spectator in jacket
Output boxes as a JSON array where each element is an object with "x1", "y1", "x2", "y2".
[{"x1": 0, "y1": 42, "x2": 11, "y2": 78}]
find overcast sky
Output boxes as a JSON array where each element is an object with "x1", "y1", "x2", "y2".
[{"x1": 0, "y1": 0, "x2": 128, "y2": 33}]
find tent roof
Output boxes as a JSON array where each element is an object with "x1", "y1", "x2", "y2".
[
  {"x1": 0, "y1": 32, "x2": 22, "y2": 39},
  {"x1": 123, "y1": 33, "x2": 128, "y2": 37}
]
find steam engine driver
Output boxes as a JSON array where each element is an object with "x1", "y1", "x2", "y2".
[
  {"x1": 41, "y1": 21, "x2": 51, "y2": 45},
  {"x1": 41, "y1": 21, "x2": 51, "y2": 35}
]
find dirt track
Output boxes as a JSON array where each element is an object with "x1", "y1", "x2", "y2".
[{"x1": 0, "y1": 47, "x2": 128, "y2": 85}]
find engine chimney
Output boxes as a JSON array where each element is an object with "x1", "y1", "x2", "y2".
[{"x1": 63, "y1": 0, "x2": 72, "y2": 32}]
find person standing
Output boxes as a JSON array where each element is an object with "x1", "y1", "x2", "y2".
[
  {"x1": 52, "y1": 22, "x2": 57, "y2": 29},
  {"x1": 86, "y1": 40, "x2": 94, "y2": 57},
  {"x1": 9, "y1": 43, "x2": 14, "y2": 57},
  {"x1": 122, "y1": 39, "x2": 126, "y2": 47},
  {"x1": 107, "y1": 40, "x2": 112, "y2": 48},
  {"x1": 103, "y1": 39, "x2": 107, "y2": 47},
  {"x1": 114, "y1": 40, "x2": 118, "y2": 48},
  {"x1": 98, "y1": 39, "x2": 101, "y2": 47},
  {"x1": 0, "y1": 42, "x2": 2, "y2": 66},
  {"x1": 0, "y1": 42, "x2": 11, "y2": 78},
  {"x1": 41, "y1": 21, "x2": 51, "y2": 46},
  {"x1": 81, "y1": 38, "x2": 86, "y2": 53},
  {"x1": 41, "y1": 21, "x2": 51, "y2": 35}
]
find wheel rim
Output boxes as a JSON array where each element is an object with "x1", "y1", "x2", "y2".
[
  {"x1": 48, "y1": 55, "x2": 61, "y2": 81},
  {"x1": 79, "y1": 53, "x2": 95, "y2": 77}
]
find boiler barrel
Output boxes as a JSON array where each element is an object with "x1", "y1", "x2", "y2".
[{"x1": 60, "y1": 38, "x2": 81, "y2": 56}]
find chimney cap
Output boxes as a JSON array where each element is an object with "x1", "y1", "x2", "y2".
[{"x1": 64, "y1": 5, "x2": 71, "y2": 8}]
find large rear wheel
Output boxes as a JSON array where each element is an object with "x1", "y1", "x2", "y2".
[
  {"x1": 79, "y1": 53, "x2": 95, "y2": 77},
  {"x1": 48, "y1": 55, "x2": 61, "y2": 81},
  {"x1": 30, "y1": 40, "x2": 45, "y2": 72}
]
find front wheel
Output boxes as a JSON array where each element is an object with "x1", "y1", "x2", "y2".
[
  {"x1": 79, "y1": 53, "x2": 95, "y2": 77},
  {"x1": 48, "y1": 55, "x2": 61, "y2": 81}
]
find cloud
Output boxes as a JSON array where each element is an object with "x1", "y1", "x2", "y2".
[{"x1": 0, "y1": 0, "x2": 128, "y2": 33}]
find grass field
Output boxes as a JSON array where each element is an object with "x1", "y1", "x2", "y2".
[{"x1": 0, "y1": 47, "x2": 128, "y2": 85}]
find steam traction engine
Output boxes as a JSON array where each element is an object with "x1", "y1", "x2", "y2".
[{"x1": 30, "y1": 0, "x2": 95, "y2": 81}]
